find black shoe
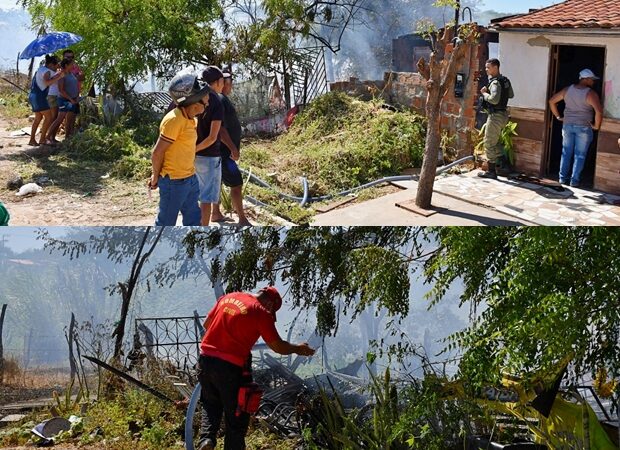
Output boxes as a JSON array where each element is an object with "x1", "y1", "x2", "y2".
[
  {"x1": 478, "y1": 163, "x2": 497, "y2": 179},
  {"x1": 197, "y1": 439, "x2": 215, "y2": 450},
  {"x1": 478, "y1": 171, "x2": 497, "y2": 179}
]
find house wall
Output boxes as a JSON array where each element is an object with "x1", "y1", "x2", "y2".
[
  {"x1": 499, "y1": 30, "x2": 620, "y2": 194},
  {"x1": 499, "y1": 31, "x2": 620, "y2": 117}
]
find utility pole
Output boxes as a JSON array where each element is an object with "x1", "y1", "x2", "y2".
[{"x1": 454, "y1": 0, "x2": 461, "y2": 36}]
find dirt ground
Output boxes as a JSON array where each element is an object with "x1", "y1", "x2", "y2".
[
  {"x1": 0, "y1": 114, "x2": 269, "y2": 226},
  {"x1": 0, "y1": 111, "x2": 399, "y2": 227},
  {"x1": 0, "y1": 114, "x2": 160, "y2": 225}
]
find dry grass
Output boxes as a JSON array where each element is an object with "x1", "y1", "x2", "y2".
[{"x1": 2, "y1": 356, "x2": 71, "y2": 389}]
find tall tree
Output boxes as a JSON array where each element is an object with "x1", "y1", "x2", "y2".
[
  {"x1": 425, "y1": 227, "x2": 620, "y2": 389},
  {"x1": 415, "y1": 10, "x2": 478, "y2": 209},
  {"x1": 36, "y1": 227, "x2": 243, "y2": 362},
  {"x1": 39, "y1": 227, "x2": 165, "y2": 360}
]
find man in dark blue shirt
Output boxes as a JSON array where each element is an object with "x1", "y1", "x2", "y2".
[
  {"x1": 211, "y1": 71, "x2": 251, "y2": 226},
  {"x1": 195, "y1": 67, "x2": 226, "y2": 226}
]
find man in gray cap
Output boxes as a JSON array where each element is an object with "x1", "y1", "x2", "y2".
[{"x1": 549, "y1": 68, "x2": 604, "y2": 188}]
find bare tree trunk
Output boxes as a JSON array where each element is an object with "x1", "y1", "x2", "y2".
[
  {"x1": 416, "y1": 83, "x2": 443, "y2": 209},
  {"x1": 282, "y1": 59, "x2": 291, "y2": 109},
  {"x1": 27, "y1": 58, "x2": 35, "y2": 89},
  {"x1": 415, "y1": 26, "x2": 476, "y2": 209},
  {"x1": 23, "y1": 329, "x2": 33, "y2": 371},
  {"x1": 0, "y1": 304, "x2": 7, "y2": 384},
  {"x1": 68, "y1": 313, "x2": 77, "y2": 384},
  {"x1": 112, "y1": 227, "x2": 165, "y2": 360}
]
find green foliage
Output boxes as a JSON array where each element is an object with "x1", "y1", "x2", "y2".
[
  {"x1": 186, "y1": 228, "x2": 420, "y2": 335},
  {"x1": 220, "y1": 0, "x2": 366, "y2": 76},
  {"x1": 476, "y1": 121, "x2": 519, "y2": 165},
  {"x1": 187, "y1": 226, "x2": 620, "y2": 398},
  {"x1": 0, "y1": 389, "x2": 184, "y2": 448},
  {"x1": 0, "y1": 91, "x2": 31, "y2": 121},
  {"x1": 395, "y1": 375, "x2": 489, "y2": 450},
  {"x1": 122, "y1": 95, "x2": 164, "y2": 147},
  {"x1": 52, "y1": 378, "x2": 84, "y2": 416},
  {"x1": 426, "y1": 227, "x2": 620, "y2": 391},
  {"x1": 244, "y1": 427, "x2": 299, "y2": 449},
  {"x1": 242, "y1": 92, "x2": 427, "y2": 197},
  {"x1": 75, "y1": 389, "x2": 184, "y2": 449},
  {"x1": 21, "y1": 0, "x2": 221, "y2": 88},
  {"x1": 57, "y1": 123, "x2": 152, "y2": 180},
  {"x1": 305, "y1": 369, "x2": 486, "y2": 450},
  {"x1": 0, "y1": 420, "x2": 35, "y2": 446}
]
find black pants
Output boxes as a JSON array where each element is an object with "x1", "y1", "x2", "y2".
[{"x1": 198, "y1": 355, "x2": 250, "y2": 450}]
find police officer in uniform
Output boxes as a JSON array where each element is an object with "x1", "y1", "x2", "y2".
[{"x1": 478, "y1": 58, "x2": 514, "y2": 179}]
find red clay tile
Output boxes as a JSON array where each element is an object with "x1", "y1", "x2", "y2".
[{"x1": 495, "y1": 0, "x2": 620, "y2": 29}]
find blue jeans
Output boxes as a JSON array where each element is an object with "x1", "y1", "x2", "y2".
[
  {"x1": 559, "y1": 124, "x2": 593, "y2": 187},
  {"x1": 195, "y1": 156, "x2": 222, "y2": 203},
  {"x1": 155, "y1": 174, "x2": 201, "y2": 226}
]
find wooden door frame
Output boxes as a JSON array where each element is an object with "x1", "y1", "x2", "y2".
[
  {"x1": 541, "y1": 45, "x2": 560, "y2": 177},
  {"x1": 541, "y1": 43, "x2": 607, "y2": 179}
]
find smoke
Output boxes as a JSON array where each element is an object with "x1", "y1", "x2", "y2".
[
  {"x1": 0, "y1": 229, "x2": 470, "y2": 375},
  {"x1": 324, "y1": 0, "x2": 481, "y2": 81}
]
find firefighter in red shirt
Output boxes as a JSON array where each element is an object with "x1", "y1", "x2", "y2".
[{"x1": 197, "y1": 286, "x2": 315, "y2": 450}]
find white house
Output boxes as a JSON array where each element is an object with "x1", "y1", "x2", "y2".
[{"x1": 493, "y1": 0, "x2": 620, "y2": 194}]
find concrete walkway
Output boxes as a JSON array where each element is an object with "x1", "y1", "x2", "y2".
[
  {"x1": 430, "y1": 171, "x2": 620, "y2": 226},
  {"x1": 313, "y1": 182, "x2": 533, "y2": 226},
  {"x1": 313, "y1": 170, "x2": 620, "y2": 226}
]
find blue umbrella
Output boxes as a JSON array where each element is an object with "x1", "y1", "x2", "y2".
[{"x1": 19, "y1": 32, "x2": 83, "y2": 60}]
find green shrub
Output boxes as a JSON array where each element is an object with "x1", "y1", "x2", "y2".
[
  {"x1": 242, "y1": 91, "x2": 426, "y2": 197},
  {"x1": 60, "y1": 124, "x2": 152, "y2": 179},
  {"x1": 0, "y1": 91, "x2": 31, "y2": 123},
  {"x1": 111, "y1": 153, "x2": 152, "y2": 180}
]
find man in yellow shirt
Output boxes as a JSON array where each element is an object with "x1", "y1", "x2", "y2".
[{"x1": 149, "y1": 74, "x2": 211, "y2": 226}]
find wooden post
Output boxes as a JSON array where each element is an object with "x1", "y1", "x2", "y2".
[
  {"x1": 0, "y1": 304, "x2": 7, "y2": 384},
  {"x1": 27, "y1": 57, "x2": 35, "y2": 89},
  {"x1": 23, "y1": 329, "x2": 33, "y2": 371},
  {"x1": 282, "y1": 59, "x2": 291, "y2": 110}
]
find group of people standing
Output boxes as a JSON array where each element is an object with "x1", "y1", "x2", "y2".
[
  {"x1": 28, "y1": 49, "x2": 84, "y2": 147},
  {"x1": 149, "y1": 66, "x2": 250, "y2": 227}
]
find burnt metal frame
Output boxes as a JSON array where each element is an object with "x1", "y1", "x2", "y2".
[
  {"x1": 134, "y1": 316, "x2": 203, "y2": 372},
  {"x1": 291, "y1": 46, "x2": 328, "y2": 106}
]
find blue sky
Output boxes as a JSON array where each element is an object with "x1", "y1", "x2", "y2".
[
  {"x1": 480, "y1": 0, "x2": 561, "y2": 13},
  {"x1": 0, "y1": 227, "x2": 69, "y2": 252}
]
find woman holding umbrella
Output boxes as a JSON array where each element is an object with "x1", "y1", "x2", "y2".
[{"x1": 28, "y1": 54, "x2": 64, "y2": 146}]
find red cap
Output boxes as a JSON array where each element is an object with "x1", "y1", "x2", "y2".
[{"x1": 258, "y1": 286, "x2": 282, "y2": 321}]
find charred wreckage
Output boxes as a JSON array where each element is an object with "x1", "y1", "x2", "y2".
[{"x1": 84, "y1": 315, "x2": 372, "y2": 446}]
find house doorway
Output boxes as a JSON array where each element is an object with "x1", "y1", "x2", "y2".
[{"x1": 544, "y1": 45, "x2": 605, "y2": 187}]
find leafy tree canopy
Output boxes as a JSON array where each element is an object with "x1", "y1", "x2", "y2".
[
  {"x1": 186, "y1": 227, "x2": 620, "y2": 391},
  {"x1": 21, "y1": 0, "x2": 222, "y2": 87}
]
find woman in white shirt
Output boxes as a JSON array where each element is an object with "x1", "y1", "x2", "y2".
[
  {"x1": 28, "y1": 54, "x2": 64, "y2": 146},
  {"x1": 46, "y1": 57, "x2": 62, "y2": 129}
]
